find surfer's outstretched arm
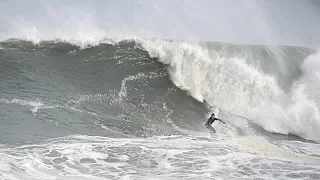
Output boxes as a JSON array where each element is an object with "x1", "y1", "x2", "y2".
[{"x1": 216, "y1": 118, "x2": 226, "y2": 124}]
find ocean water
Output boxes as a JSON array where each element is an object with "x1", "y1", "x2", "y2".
[{"x1": 1, "y1": 36, "x2": 320, "y2": 179}]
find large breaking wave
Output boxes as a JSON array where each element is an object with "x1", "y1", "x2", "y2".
[{"x1": 1, "y1": 34, "x2": 319, "y2": 142}]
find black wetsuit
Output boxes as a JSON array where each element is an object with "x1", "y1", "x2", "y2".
[{"x1": 205, "y1": 117, "x2": 222, "y2": 133}]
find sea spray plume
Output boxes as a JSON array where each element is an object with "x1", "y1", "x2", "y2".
[
  {"x1": 250, "y1": 50, "x2": 320, "y2": 141},
  {"x1": 282, "y1": 51, "x2": 320, "y2": 140},
  {"x1": 3, "y1": 14, "x2": 107, "y2": 48},
  {"x1": 0, "y1": 1, "x2": 111, "y2": 47}
]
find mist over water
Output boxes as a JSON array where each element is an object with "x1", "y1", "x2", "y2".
[
  {"x1": 1, "y1": 1, "x2": 320, "y2": 179},
  {"x1": 1, "y1": 0, "x2": 320, "y2": 47}
]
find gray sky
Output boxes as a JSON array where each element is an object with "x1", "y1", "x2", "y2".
[{"x1": 0, "y1": 0, "x2": 319, "y2": 47}]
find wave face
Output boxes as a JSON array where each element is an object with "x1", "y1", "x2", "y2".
[
  {"x1": 0, "y1": 39, "x2": 212, "y2": 142},
  {"x1": 1, "y1": 37, "x2": 320, "y2": 179}
]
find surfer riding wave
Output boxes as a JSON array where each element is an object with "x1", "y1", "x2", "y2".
[{"x1": 205, "y1": 113, "x2": 226, "y2": 133}]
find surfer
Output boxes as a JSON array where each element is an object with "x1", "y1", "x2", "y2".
[{"x1": 205, "y1": 113, "x2": 225, "y2": 133}]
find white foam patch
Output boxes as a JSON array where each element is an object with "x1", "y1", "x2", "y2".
[
  {"x1": 0, "y1": 135, "x2": 319, "y2": 180},
  {"x1": 0, "y1": 98, "x2": 52, "y2": 114}
]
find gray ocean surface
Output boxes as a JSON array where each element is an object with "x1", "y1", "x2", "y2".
[{"x1": 0, "y1": 39, "x2": 320, "y2": 180}]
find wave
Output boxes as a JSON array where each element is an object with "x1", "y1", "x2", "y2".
[{"x1": 0, "y1": 35, "x2": 319, "y2": 142}]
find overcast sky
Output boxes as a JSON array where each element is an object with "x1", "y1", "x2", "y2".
[{"x1": 0, "y1": 0, "x2": 319, "y2": 47}]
